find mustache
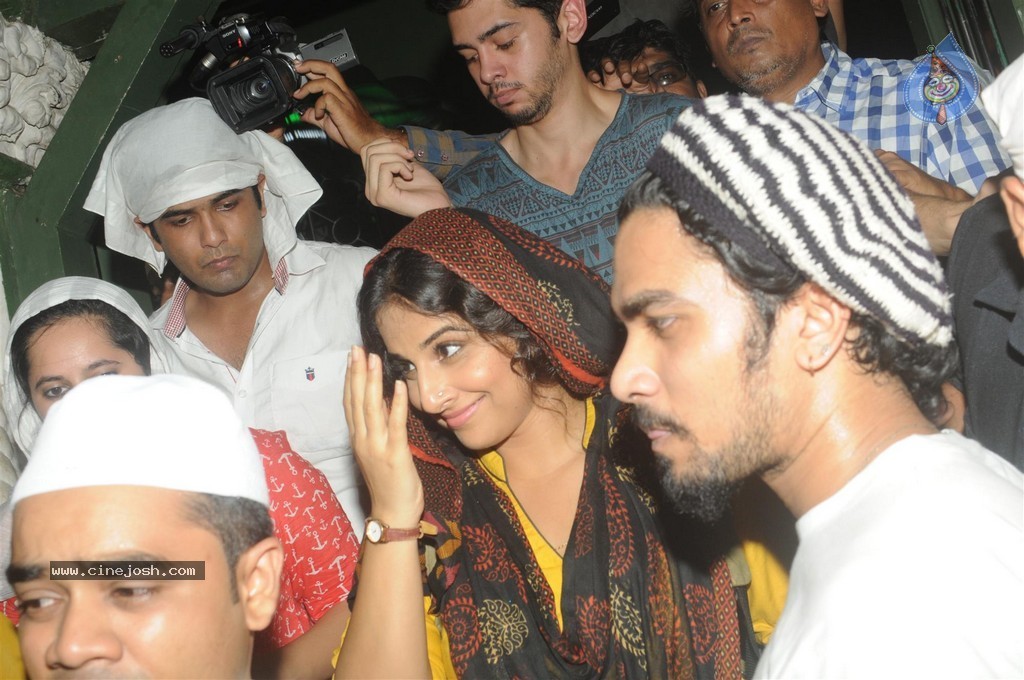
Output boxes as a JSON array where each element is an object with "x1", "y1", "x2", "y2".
[
  {"x1": 632, "y1": 405, "x2": 688, "y2": 437},
  {"x1": 489, "y1": 81, "x2": 524, "y2": 97},
  {"x1": 200, "y1": 250, "x2": 238, "y2": 267},
  {"x1": 726, "y1": 27, "x2": 770, "y2": 54}
]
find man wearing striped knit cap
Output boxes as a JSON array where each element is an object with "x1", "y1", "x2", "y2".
[{"x1": 611, "y1": 94, "x2": 1024, "y2": 678}]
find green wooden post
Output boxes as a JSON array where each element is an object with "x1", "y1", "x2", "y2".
[
  {"x1": 0, "y1": 0, "x2": 220, "y2": 312},
  {"x1": 989, "y1": 0, "x2": 1024, "y2": 65},
  {"x1": 900, "y1": 0, "x2": 1024, "y2": 64},
  {"x1": 899, "y1": 0, "x2": 947, "y2": 54}
]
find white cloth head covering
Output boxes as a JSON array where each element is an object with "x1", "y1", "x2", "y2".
[
  {"x1": 84, "y1": 98, "x2": 322, "y2": 273},
  {"x1": 2, "y1": 276, "x2": 184, "y2": 456},
  {"x1": 981, "y1": 56, "x2": 1024, "y2": 179},
  {"x1": 10, "y1": 374, "x2": 269, "y2": 507}
]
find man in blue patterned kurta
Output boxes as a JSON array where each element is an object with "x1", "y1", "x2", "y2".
[
  {"x1": 441, "y1": 91, "x2": 687, "y2": 282},
  {"x1": 359, "y1": 0, "x2": 691, "y2": 282}
]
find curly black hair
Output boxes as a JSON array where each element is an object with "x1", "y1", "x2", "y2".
[{"x1": 580, "y1": 19, "x2": 695, "y2": 80}]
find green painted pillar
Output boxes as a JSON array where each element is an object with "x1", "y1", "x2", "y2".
[
  {"x1": 899, "y1": 0, "x2": 1023, "y2": 65},
  {"x1": 0, "y1": 0, "x2": 220, "y2": 312}
]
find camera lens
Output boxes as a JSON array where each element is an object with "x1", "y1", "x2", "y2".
[
  {"x1": 243, "y1": 76, "x2": 273, "y2": 104},
  {"x1": 207, "y1": 55, "x2": 294, "y2": 131}
]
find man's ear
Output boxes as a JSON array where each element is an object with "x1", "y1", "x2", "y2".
[
  {"x1": 782, "y1": 283, "x2": 851, "y2": 374},
  {"x1": 134, "y1": 217, "x2": 165, "y2": 252},
  {"x1": 256, "y1": 173, "x2": 268, "y2": 219},
  {"x1": 696, "y1": 80, "x2": 709, "y2": 99},
  {"x1": 235, "y1": 536, "x2": 283, "y2": 632},
  {"x1": 561, "y1": 0, "x2": 588, "y2": 45}
]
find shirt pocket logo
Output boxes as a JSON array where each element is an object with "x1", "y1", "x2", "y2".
[{"x1": 271, "y1": 351, "x2": 348, "y2": 454}]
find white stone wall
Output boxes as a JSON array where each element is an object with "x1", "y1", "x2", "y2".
[
  {"x1": 0, "y1": 14, "x2": 84, "y2": 500},
  {"x1": 0, "y1": 13, "x2": 88, "y2": 168}
]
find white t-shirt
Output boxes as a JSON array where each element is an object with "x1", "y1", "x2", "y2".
[{"x1": 755, "y1": 431, "x2": 1024, "y2": 679}]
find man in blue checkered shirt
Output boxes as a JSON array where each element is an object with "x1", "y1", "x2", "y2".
[{"x1": 696, "y1": 0, "x2": 1011, "y2": 195}]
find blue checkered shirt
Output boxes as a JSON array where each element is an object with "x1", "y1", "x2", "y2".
[{"x1": 795, "y1": 43, "x2": 1011, "y2": 193}]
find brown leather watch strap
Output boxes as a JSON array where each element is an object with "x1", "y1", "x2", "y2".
[
  {"x1": 366, "y1": 518, "x2": 438, "y2": 543},
  {"x1": 383, "y1": 523, "x2": 422, "y2": 541}
]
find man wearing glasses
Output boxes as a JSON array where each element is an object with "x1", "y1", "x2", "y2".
[{"x1": 583, "y1": 19, "x2": 708, "y2": 99}]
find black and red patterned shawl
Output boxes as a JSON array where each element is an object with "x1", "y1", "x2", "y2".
[{"x1": 367, "y1": 208, "x2": 741, "y2": 678}]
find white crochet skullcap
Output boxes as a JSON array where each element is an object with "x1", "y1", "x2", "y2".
[{"x1": 10, "y1": 374, "x2": 268, "y2": 507}]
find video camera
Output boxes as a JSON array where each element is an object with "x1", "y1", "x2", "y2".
[{"x1": 161, "y1": 14, "x2": 359, "y2": 133}]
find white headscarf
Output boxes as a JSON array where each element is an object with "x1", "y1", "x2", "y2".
[
  {"x1": 11, "y1": 374, "x2": 269, "y2": 508},
  {"x1": 84, "y1": 98, "x2": 322, "y2": 273},
  {"x1": 1, "y1": 276, "x2": 183, "y2": 457},
  {"x1": 981, "y1": 56, "x2": 1024, "y2": 179}
]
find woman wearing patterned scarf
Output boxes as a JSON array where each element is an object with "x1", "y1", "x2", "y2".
[{"x1": 337, "y1": 207, "x2": 742, "y2": 678}]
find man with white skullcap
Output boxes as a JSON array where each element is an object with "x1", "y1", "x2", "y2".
[
  {"x1": 947, "y1": 55, "x2": 1024, "y2": 471},
  {"x1": 611, "y1": 94, "x2": 1024, "y2": 677},
  {"x1": 6, "y1": 374, "x2": 283, "y2": 678},
  {"x1": 84, "y1": 98, "x2": 375, "y2": 530}
]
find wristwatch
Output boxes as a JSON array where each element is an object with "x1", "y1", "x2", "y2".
[{"x1": 364, "y1": 518, "x2": 435, "y2": 544}]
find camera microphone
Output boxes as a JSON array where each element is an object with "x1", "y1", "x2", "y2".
[{"x1": 160, "y1": 24, "x2": 208, "y2": 58}]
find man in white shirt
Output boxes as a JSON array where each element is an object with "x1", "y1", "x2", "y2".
[
  {"x1": 612, "y1": 94, "x2": 1024, "y2": 677},
  {"x1": 85, "y1": 98, "x2": 375, "y2": 528}
]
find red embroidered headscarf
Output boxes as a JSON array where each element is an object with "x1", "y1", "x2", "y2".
[{"x1": 365, "y1": 207, "x2": 620, "y2": 396}]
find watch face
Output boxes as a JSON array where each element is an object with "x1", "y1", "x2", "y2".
[{"x1": 366, "y1": 520, "x2": 384, "y2": 543}]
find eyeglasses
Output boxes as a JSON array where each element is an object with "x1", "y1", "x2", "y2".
[{"x1": 641, "y1": 62, "x2": 690, "y2": 93}]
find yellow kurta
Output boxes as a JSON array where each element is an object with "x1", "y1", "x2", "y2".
[{"x1": 337, "y1": 401, "x2": 597, "y2": 678}]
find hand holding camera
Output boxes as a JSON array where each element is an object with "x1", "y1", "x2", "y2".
[
  {"x1": 162, "y1": 14, "x2": 359, "y2": 133},
  {"x1": 292, "y1": 60, "x2": 396, "y2": 153}
]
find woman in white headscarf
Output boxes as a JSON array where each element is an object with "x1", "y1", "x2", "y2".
[
  {"x1": 2, "y1": 277, "x2": 181, "y2": 457},
  {"x1": 1, "y1": 276, "x2": 358, "y2": 679},
  {"x1": 0, "y1": 276, "x2": 175, "y2": 644}
]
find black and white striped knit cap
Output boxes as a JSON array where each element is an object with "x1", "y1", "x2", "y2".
[{"x1": 646, "y1": 94, "x2": 953, "y2": 348}]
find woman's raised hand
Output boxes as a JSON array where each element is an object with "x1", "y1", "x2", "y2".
[{"x1": 344, "y1": 346, "x2": 424, "y2": 527}]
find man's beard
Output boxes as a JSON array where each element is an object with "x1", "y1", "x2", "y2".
[
  {"x1": 653, "y1": 441, "x2": 745, "y2": 522},
  {"x1": 490, "y1": 40, "x2": 564, "y2": 127},
  {"x1": 725, "y1": 26, "x2": 806, "y2": 97},
  {"x1": 632, "y1": 366, "x2": 780, "y2": 523}
]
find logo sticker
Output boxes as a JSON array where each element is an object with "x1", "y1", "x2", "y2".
[{"x1": 904, "y1": 33, "x2": 979, "y2": 125}]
